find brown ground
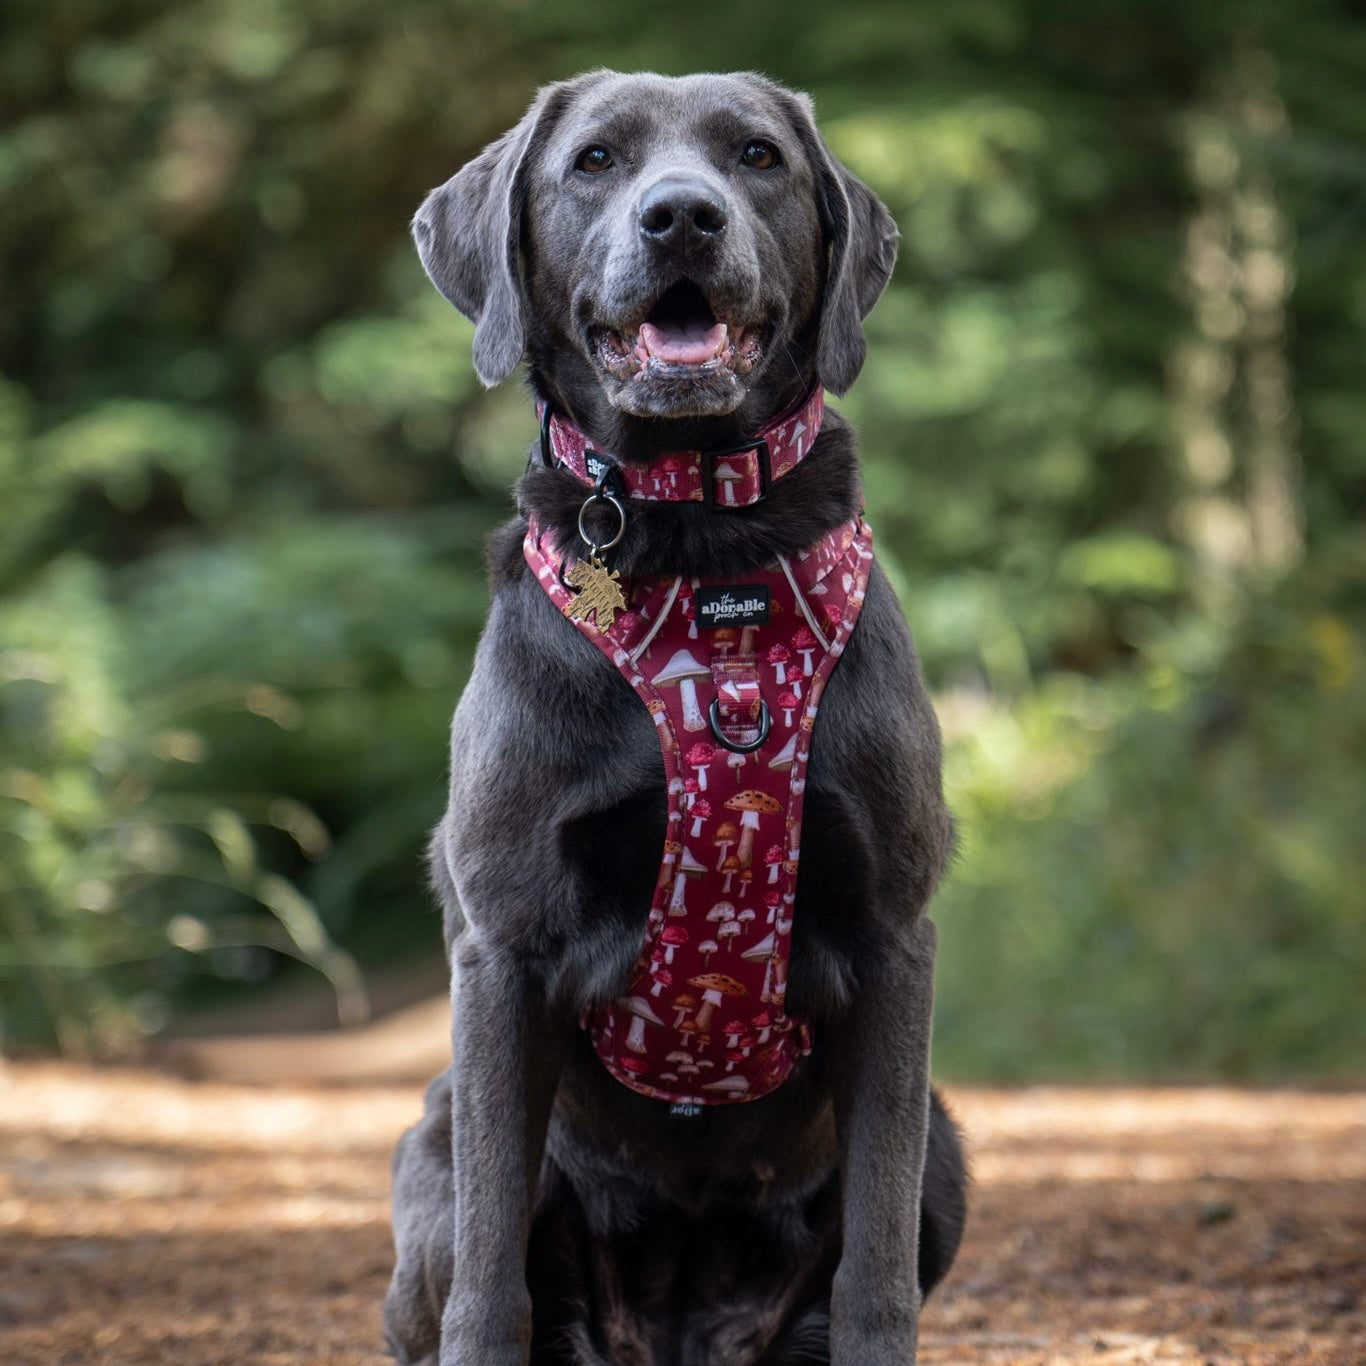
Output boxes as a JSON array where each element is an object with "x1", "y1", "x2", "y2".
[{"x1": 1, "y1": 1064, "x2": 1362, "y2": 1365}]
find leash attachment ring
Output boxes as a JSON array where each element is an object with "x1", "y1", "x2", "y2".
[
  {"x1": 576, "y1": 487, "x2": 627, "y2": 556},
  {"x1": 707, "y1": 696, "x2": 771, "y2": 753},
  {"x1": 576, "y1": 461, "x2": 627, "y2": 556}
]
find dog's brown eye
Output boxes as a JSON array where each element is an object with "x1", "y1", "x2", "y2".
[
  {"x1": 577, "y1": 146, "x2": 614, "y2": 174},
  {"x1": 741, "y1": 141, "x2": 779, "y2": 170}
]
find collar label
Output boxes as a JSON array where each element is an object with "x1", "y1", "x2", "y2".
[{"x1": 696, "y1": 585, "x2": 770, "y2": 629}]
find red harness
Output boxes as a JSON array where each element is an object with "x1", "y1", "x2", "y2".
[{"x1": 525, "y1": 397, "x2": 873, "y2": 1107}]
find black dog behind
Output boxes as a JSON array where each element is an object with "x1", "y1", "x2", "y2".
[{"x1": 386, "y1": 71, "x2": 966, "y2": 1366}]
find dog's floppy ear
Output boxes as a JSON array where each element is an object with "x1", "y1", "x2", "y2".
[
  {"x1": 412, "y1": 80, "x2": 580, "y2": 387},
  {"x1": 778, "y1": 90, "x2": 899, "y2": 396}
]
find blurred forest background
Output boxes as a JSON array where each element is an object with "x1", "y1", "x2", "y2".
[{"x1": 1, "y1": 0, "x2": 1362, "y2": 1080}]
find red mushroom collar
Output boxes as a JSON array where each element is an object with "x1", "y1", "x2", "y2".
[{"x1": 538, "y1": 387, "x2": 824, "y2": 508}]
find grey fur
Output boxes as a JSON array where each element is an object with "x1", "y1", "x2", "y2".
[{"x1": 389, "y1": 71, "x2": 966, "y2": 1366}]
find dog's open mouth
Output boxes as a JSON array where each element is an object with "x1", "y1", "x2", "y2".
[{"x1": 593, "y1": 282, "x2": 765, "y2": 382}]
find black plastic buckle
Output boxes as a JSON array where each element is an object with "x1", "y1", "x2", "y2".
[
  {"x1": 539, "y1": 405, "x2": 625, "y2": 498},
  {"x1": 700, "y1": 438, "x2": 771, "y2": 509},
  {"x1": 538, "y1": 403, "x2": 555, "y2": 468}
]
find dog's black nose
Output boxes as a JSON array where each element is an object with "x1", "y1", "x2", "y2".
[{"x1": 638, "y1": 178, "x2": 728, "y2": 247}]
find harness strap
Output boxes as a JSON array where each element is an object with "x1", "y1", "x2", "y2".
[{"x1": 524, "y1": 513, "x2": 874, "y2": 1106}]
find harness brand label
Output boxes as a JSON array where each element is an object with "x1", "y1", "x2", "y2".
[
  {"x1": 697, "y1": 585, "x2": 770, "y2": 628},
  {"x1": 584, "y1": 451, "x2": 611, "y2": 484},
  {"x1": 669, "y1": 1102, "x2": 704, "y2": 1120}
]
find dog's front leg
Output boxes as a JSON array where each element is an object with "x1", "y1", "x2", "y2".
[
  {"x1": 439, "y1": 926, "x2": 565, "y2": 1366},
  {"x1": 827, "y1": 913, "x2": 938, "y2": 1366}
]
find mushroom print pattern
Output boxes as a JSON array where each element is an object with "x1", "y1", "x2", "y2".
[
  {"x1": 654, "y1": 649, "x2": 710, "y2": 732},
  {"x1": 670, "y1": 995, "x2": 697, "y2": 1030},
  {"x1": 712, "y1": 821, "x2": 738, "y2": 869},
  {"x1": 724, "y1": 789, "x2": 783, "y2": 868},
  {"x1": 719, "y1": 855, "x2": 741, "y2": 893},
  {"x1": 666, "y1": 847, "x2": 706, "y2": 915},
  {"x1": 617, "y1": 996, "x2": 666, "y2": 1054},
  {"x1": 764, "y1": 844, "x2": 784, "y2": 883},
  {"x1": 767, "y1": 643, "x2": 790, "y2": 684},
  {"x1": 659, "y1": 924, "x2": 688, "y2": 965},
  {"x1": 685, "y1": 741, "x2": 715, "y2": 790},
  {"x1": 689, "y1": 972, "x2": 747, "y2": 1033},
  {"x1": 522, "y1": 500, "x2": 874, "y2": 1105}
]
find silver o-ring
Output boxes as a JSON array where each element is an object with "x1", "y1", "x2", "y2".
[{"x1": 577, "y1": 491, "x2": 627, "y2": 553}]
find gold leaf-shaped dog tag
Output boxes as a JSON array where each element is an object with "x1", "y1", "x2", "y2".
[{"x1": 565, "y1": 555, "x2": 627, "y2": 631}]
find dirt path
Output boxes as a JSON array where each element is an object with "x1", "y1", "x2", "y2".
[{"x1": 1, "y1": 1064, "x2": 1362, "y2": 1365}]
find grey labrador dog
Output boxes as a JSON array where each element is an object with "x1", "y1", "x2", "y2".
[{"x1": 385, "y1": 70, "x2": 966, "y2": 1366}]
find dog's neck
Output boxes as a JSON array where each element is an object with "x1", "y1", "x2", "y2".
[{"x1": 512, "y1": 389, "x2": 865, "y2": 583}]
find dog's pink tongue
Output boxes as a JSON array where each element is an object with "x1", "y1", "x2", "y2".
[{"x1": 639, "y1": 320, "x2": 728, "y2": 364}]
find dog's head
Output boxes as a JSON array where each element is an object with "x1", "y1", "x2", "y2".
[{"x1": 414, "y1": 71, "x2": 896, "y2": 442}]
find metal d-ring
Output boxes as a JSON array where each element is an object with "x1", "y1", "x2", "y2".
[
  {"x1": 708, "y1": 697, "x2": 771, "y2": 754},
  {"x1": 577, "y1": 488, "x2": 627, "y2": 557}
]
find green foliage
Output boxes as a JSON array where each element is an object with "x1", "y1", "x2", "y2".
[
  {"x1": 1, "y1": 0, "x2": 1362, "y2": 1075},
  {"x1": 934, "y1": 542, "x2": 1366, "y2": 1080}
]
